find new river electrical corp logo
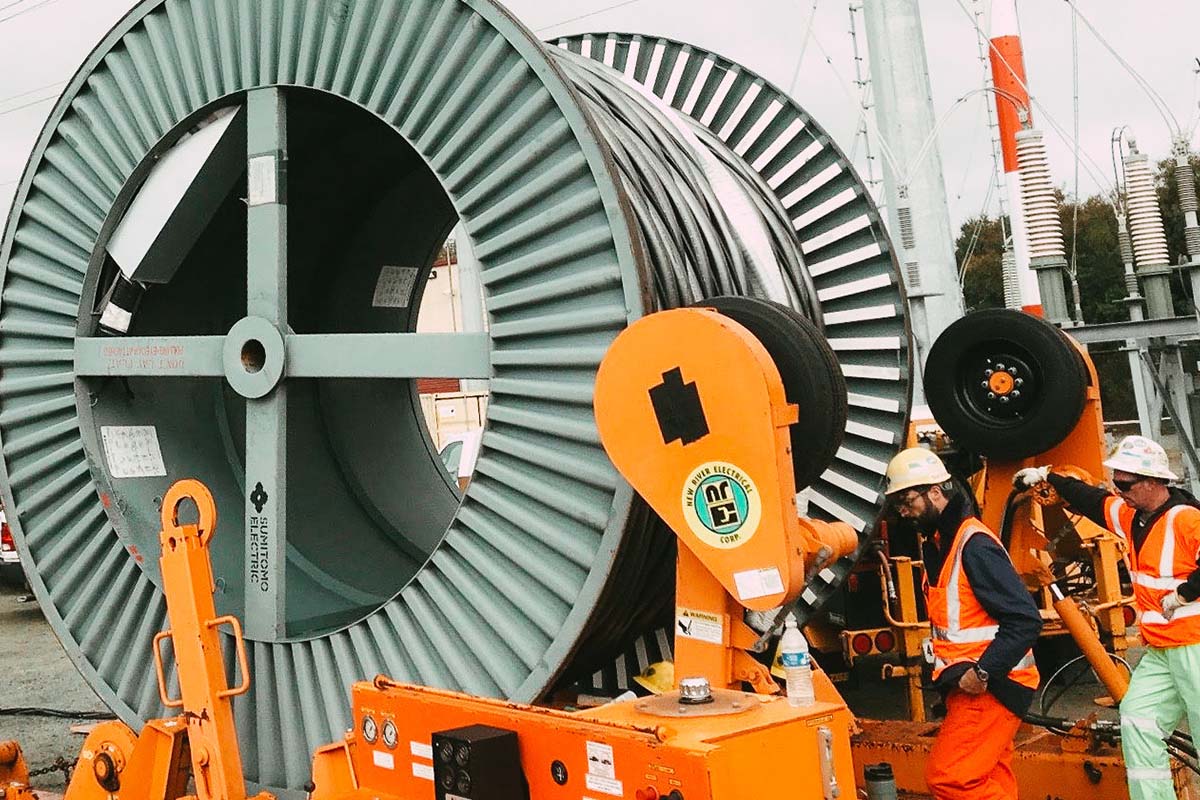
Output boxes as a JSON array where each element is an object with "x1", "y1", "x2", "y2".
[{"x1": 681, "y1": 461, "x2": 762, "y2": 548}]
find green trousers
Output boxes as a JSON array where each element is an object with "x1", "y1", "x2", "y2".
[{"x1": 1119, "y1": 642, "x2": 1200, "y2": 800}]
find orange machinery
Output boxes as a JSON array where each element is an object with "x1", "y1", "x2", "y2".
[
  {"x1": 9, "y1": 306, "x2": 1175, "y2": 800},
  {"x1": 841, "y1": 336, "x2": 1136, "y2": 723},
  {"x1": 55, "y1": 480, "x2": 271, "y2": 800},
  {"x1": 307, "y1": 306, "x2": 864, "y2": 800},
  {"x1": 11, "y1": 307, "x2": 863, "y2": 800}
]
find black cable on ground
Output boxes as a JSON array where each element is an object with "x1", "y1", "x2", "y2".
[{"x1": 0, "y1": 706, "x2": 116, "y2": 720}]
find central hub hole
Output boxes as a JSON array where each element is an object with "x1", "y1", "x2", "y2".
[{"x1": 241, "y1": 339, "x2": 266, "y2": 373}]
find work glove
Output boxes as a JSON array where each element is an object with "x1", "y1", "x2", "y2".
[
  {"x1": 1013, "y1": 466, "x2": 1051, "y2": 490},
  {"x1": 1162, "y1": 590, "x2": 1192, "y2": 620}
]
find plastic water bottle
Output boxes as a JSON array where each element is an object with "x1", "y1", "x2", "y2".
[{"x1": 780, "y1": 612, "x2": 815, "y2": 707}]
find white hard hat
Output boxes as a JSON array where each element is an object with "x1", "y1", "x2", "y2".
[
  {"x1": 1103, "y1": 435, "x2": 1177, "y2": 481},
  {"x1": 884, "y1": 447, "x2": 952, "y2": 495}
]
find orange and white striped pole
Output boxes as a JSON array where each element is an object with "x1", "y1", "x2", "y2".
[{"x1": 988, "y1": 0, "x2": 1041, "y2": 316}]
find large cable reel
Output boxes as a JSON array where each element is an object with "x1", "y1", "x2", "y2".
[{"x1": 0, "y1": 1, "x2": 910, "y2": 791}]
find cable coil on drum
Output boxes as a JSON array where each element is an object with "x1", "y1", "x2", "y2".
[{"x1": 0, "y1": 3, "x2": 909, "y2": 791}]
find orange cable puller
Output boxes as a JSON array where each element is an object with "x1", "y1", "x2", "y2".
[{"x1": 593, "y1": 308, "x2": 858, "y2": 693}]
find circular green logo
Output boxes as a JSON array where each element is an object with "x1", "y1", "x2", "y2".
[
  {"x1": 694, "y1": 474, "x2": 750, "y2": 534},
  {"x1": 681, "y1": 461, "x2": 762, "y2": 549}
]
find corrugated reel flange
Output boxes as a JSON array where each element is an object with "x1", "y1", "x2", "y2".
[{"x1": 0, "y1": 2, "x2": 909, "y2": 791}]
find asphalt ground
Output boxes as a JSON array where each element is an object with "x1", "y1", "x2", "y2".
[{"x1": 0, "y1": 581, "x2": 110, "y2": 791}]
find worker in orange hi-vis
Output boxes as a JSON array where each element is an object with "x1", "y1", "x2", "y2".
[
  {"x1": 1016, "y1": 435, "x2": 1200, "y2": 800},
  {"x1": 884, "y1": 447, "x2": 1042, "y2": 800}
]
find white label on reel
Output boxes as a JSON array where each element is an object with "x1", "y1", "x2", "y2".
[
  {"x1": 372, "y1": 265, "x2": 419, "y2": 308},
  {"x1": 248, "y1": 155, "x2": 277, "y2": 206},
  {"x1": 101, "y1": 426, "x2": 167, "y2": 478}
]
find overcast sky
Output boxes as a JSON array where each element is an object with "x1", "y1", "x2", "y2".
[{"x1": 2, "y1": 0, "x2": 1198, "y2": 237}]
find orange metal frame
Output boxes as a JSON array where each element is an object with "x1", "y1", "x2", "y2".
[
  {"x1": 10, "y1": 316, "x2": 1158, "y2": 800},
  {"x1": 51, "y1": 480, "x2": 272, "y2": 800},
  {"x1": 593, "y1": 307, "x2": 857, "y2": 691},
  {"x1": 311, "y1": 679, "x2": 857, "y2": 800}
]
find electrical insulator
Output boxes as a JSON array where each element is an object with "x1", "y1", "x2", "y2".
[
  {"x1": 1176, "y1": 156, "x2": 1198, "y2": 215},
  {"x1": 1172, "y1": 139, "x2": 1200, "y2": 260},
  {"x1": 896, "y1": 204, "x2": 921, "y2": 289},
  {"x1": 1123, "y1": 147, "x2": 1171, "y2": 269},
  {"x1": 1124, "y1": 272, "x2": 1140, "y2": 296},
  {"x1": 1001, "y1": 249, "x2": 1021, "y2": 310},
  {"x1": 1015, "y1": 129, "x2": 1067, "y2": 264},
  {"x1": 897, "y1": 206, "x2": 917, "y2": 250},
  {"x1": 1116, "y1": 212, "x2": 1136, "y2": 266}
]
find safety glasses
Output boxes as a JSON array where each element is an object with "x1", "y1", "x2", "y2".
[
  {"x1": 1112, "y1": 477, "x2": 1143, "y2": 493},
  {"x1": 890, "y1": 489, "x2": 927, "y2": 511}
]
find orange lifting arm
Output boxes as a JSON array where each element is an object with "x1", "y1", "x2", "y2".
[
  {"x1": 52, "y1": 480, "x2": 269, "y2": 800},
  {"x1": 153, "y1": 479, "x2": 258, "y2": 800}
]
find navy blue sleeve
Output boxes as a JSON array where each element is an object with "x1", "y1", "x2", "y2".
[
  {"x1": 960, "y1": 535, "x2": 1043, "y2": 678},
  {"x1": 1046, "y1": 473, "x2": 1110, "y2": 528}
]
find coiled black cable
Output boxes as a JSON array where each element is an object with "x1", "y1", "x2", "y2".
[{"x1": 541, "y1": 49, "x2": 831, "y2": 686}]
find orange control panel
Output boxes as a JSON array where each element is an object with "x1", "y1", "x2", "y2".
[{"x1": 328, "y1": 680, "x2": 855, "y2": 800}]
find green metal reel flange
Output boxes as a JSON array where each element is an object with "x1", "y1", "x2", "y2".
[
  {"x1": 0, "y1": 0, "x2": 649, "y2": 789},
  {"x1": 0, "y1": 3, "x2": 910, "y2": 792}
]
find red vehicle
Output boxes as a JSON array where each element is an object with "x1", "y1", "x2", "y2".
[{"x1": 0, "y1": 507, "x2": 23, "y2": 586}]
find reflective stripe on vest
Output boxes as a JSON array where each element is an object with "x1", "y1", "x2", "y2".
[
  {"x1": 1106, "y1": 496, "x2": 1131, "y2": 544},
  {"x1": 1133, "y1": 572, "x2": 1185, "y2": 591},
  {"x1": 927, "y1": 519, "x2": 1039, "y2": 688},
  {"x1": 935, "y1": 650, "x2": 1036, "y2": 673},
  {"x1": 1128, "y1": 504, "x2": 1200, "y2": 647}
]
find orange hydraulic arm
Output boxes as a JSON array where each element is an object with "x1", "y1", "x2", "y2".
[
  {"x1": 150, "y1": 479, "x2": 260, "y2": 800},
  {"x1": 55, "y1": 480, "x2": 270, "y2": 800}
]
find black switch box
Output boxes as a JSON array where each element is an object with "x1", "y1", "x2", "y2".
[{"x1": 431, "y1": 724, "x2": 528, "y2": 800}]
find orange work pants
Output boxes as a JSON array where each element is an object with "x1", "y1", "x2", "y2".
[{"x1": 925, "y1": 690, "x2": 1023, "y2": 800}]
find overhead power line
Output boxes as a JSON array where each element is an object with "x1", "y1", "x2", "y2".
[
  {"x1": 1063, "y1": 0, "x2": 1181, "y2": 137},
  {"x1": 534, "y1": 0, "x2": 643, "y2": 33},
  {"x1": 950, "y1": 0, "x2": 1114, "y2": 196},
  {"x1": 0, "y1": 0, "x2": 36, "y2": 14},
  {"x1": 785, "y1": 0, "x2": 819, "y2": 96},
  {"x1": 0, "y1": 92, "x2": 57, "y2": 118},
  {"x1": 0, "y1": 79, "x2": 66, "y2": 109},
  {"x1": 0, "y1": 0, "x2": 61, "y2": 24}
]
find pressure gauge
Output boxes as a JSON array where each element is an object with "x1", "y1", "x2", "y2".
[
  {"x1": 361, "y1": 715, "x2": 378, "y2": 744},
  {"x1": 382, "y1": 719, "x2": 398, "y2": 749}
]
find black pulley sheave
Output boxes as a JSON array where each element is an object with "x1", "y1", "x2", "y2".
[
  {"x1": 702, "y1": 296, "x2": 848, "y2": 491},
  {"x1": 925, "y1": 309, "x2": 1087, "y2": 461}
]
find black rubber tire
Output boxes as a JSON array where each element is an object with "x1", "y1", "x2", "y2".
[
  {"x1": 702, "y1": 296, "x2": 847, "y2": 491},
  {"x1": 924, "y1": 309, "x2": 1087, "y2": 462}
]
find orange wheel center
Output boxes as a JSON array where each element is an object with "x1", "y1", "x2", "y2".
[{"x1": 988, "y1": 371, "x2": 1015, "y2": 395}]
